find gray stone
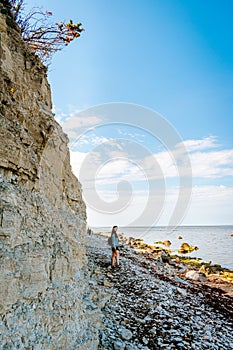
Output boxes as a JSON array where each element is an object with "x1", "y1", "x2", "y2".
[
  {"x1": 120, "y1": 328, "x2": 133, "y2": 341},
  {"x1": 176, "y1": 287, "x2": 187, "y2": 297},
  {"x1": 125, "y1": 345, "x2": 138, "y2": 350},
  {"x1": 114, "y1": 340, "x2": 126, "y2": 350},
  {"x1": 185, "y1": 270, "x2": 207, "y2": 282}
]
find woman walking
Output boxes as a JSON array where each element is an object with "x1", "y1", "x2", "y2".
[{"x1": 111, "y1": 225, "x2": 120, "y2": 268}]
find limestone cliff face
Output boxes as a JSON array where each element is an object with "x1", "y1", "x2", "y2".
[{"x1": 0, "y1": 10, "x2": 99, "y2": 349}]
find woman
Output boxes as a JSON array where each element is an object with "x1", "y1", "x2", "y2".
[{"x1": 111, "y1": 225, "x2": 120, "y2": 268}]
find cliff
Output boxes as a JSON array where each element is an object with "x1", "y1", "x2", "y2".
[{"x1": 0, "y1": 8, "x2": 100, "y2": 349}]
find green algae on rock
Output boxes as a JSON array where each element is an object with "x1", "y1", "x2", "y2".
[{"x1": 178, "y1": 242, "x2": 199, "y2": 254}]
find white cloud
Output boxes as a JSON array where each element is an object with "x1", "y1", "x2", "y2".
[
  {"x1": 148, "y1": 137, "x2": 233, "y2": 179},
  {"x1": 144, "y1": 151, "x2": 178, "y2": 179},
  {"x1": 191, "y1": 185, "x2": 233, "y2": 200},
  {"x1": 117, "y1": 128, "x2": 146, "y2": 142},
  {"x1": 70, "y1": 151, "x2": 87, "y2": 176},
  {"x1": 190, "y1": 149, "x2": 233, "y2": 178},
  {"x1": 86, "y1": 185, "x2": 233, "y2": 226},
  {"x1": 177, "y1": 136, "x2": 219, "y2": 152},
  {"x1": 64, "y1": 115, "x2": 102, "y2": 130},
  {"x1": 60, "y1": 114, "x2": 104, "y2": 143},
  {"x1": 76, "y1": 135, "x2": 111, "y2": 147},
  {"x1": 54, "y1": 106, "x2": 90, "y2": 125},
  {"x1": 70, "y1": 136, "x2": 233, "y2": 187},
  {"x1": 54, "y1": 113, "x2": 67, "y2": 124},
  {"x1": 69, "y1": 136, "x2": 233, "y2": 226},
  {"x1": 95, "y1": 159, "x2": 146, "y2": 185},
  {"x1": 182, "y1": 185, "x2": 233, "y2": 225}
]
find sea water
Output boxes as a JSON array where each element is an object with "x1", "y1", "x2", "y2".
[{"x1": 93, "y1": 225, "x2": 233, "y2": 270}]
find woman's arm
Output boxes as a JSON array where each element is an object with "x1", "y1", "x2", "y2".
[{"x1": 111, "y1": 234, "x2": 117, "y2": 248}]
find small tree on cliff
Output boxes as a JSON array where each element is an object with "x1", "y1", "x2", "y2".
[{"x1": 0, "y1": 0, "x2": 84, "y2": 63}]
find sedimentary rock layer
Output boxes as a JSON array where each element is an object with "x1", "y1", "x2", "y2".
[{"x1": 0, "y1": 8, "x2": 99, "y2": 349}]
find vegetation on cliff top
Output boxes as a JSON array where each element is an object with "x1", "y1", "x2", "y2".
[{"x1": 0, "y1": 0, "x2": 84, "y2": 63}]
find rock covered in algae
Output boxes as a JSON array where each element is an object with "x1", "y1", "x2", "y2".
[{"x1": 178, "y1": 242, "x2": 199, "y2": 254}]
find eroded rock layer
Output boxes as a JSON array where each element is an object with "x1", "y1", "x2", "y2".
[{"x1": 0, "y1": 9, "x2": 99, "y2": 349}]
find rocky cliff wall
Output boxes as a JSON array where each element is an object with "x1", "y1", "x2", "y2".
[{"x1": 0, "y1": 9, "x2": 100, "y2": 349}]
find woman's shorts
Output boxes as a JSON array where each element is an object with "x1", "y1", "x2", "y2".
[{"x1": 112, "y1": 246, "x2": 119, "y2": 252}]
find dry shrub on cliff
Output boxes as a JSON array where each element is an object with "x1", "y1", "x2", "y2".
[{"x1": 1, "y1": 0, "x2": 84, "y2": 63}]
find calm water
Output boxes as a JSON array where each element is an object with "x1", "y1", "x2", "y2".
[{"x1": 93, "y1": 226, "x2": 233, "y2": 270}]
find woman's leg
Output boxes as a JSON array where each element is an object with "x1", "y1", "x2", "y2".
[
  {"x1": 116, "y1": 250, "x2": 120, "y2": 266},
  {"x1": 111, "y1": 250, "x2": 116, "y2": 267}
]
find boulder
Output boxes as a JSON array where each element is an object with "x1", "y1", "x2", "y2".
[
  {"x1": 185, "y1": 270, "x2": 207, "y2": 282},
  {"x1": 158, "y1": 250, "x2": 170, "y2": 263},
  {"x1": 179, "y1": 242, "x2": 199, "y2": 254},
  {"x1": 163, "y1": 240, "x2": 171, "y2": 247}
]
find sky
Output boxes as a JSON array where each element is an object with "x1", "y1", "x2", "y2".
[{"x1": 27, "y1": 0, "x2": 233, "y2": 226}]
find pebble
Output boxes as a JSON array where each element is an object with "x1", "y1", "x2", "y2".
[
  {"x1": 142, "y1": 336, "x2": 149, "y2": 344},
  {"x1": 114, "y1": 340, "x2": 126, "y2": 349},
  {"x1": 177, "y1": 342, "x2": 185, "y2": 348},
  {"x1": 176, "y1": 287, "x2": 187, "y2": 296},
  {"x1": 125, "y1": 345, "x2": 138, "y2": 350},
  {"x1": 120, "y1": 328, "x2": 133, "y2": 341},
  {"x1": 103, "y1": 279, "x2": 113, "y2": 288}
]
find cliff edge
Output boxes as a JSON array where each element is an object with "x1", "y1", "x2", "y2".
[{"x1": 0, "y1": 8, "x2": 99, "y2": 349}]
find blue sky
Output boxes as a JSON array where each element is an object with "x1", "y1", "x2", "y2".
[{"x1": 28, "y1": 0, "x2": 233, "y2": 225}]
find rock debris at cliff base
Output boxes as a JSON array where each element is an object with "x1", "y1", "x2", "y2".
[{"x1": 86, "y1": 234, "x2": 233, "y2": 350}]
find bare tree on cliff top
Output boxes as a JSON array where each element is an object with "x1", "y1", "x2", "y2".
[{"x1": 0, "y1": 0, "x2": 84, "y2": 63}]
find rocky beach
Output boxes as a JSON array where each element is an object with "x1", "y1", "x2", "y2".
[
  {"x1": 86, "y1": 232, "x2": 233, "y2": 350},
  {"x1": 1, "y1": 2, "x2": 233, "y2": 349}
]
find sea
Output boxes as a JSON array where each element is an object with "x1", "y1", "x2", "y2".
[{"x1": 92, "y1": 225, "x2": 233, "y2": 270}]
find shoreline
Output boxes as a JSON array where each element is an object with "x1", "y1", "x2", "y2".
[
  {"x1": 93, "y1": 231, "x2": 233, "y2": 296},
  {"x1": 92, "y1": 226, "x2": 233, "y2": 271},
  {"x1": 86, "y1": 232, "x2": 233, "y2": 349}
]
